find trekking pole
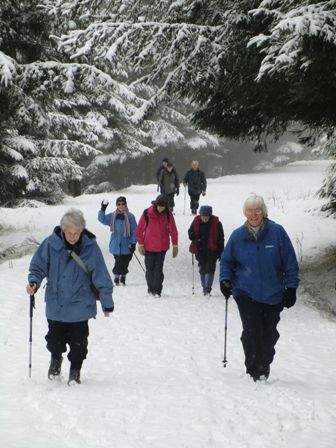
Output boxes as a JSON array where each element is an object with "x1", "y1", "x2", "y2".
[
  {"x1": 192, "y1": 254, "x2": 195, "y2": 295},
  {"x1": 183, "y1": 186, "x2": 186, "y2": 215},
  {"x1": 222, "y1": 297, "x2": 229, "y2": 367},
  {"x1": 134, "y1": 252, "x2": 146, "y2": 273},
  {"x1": 29, "y1": 289, "x2": 35, "y2": 378}
]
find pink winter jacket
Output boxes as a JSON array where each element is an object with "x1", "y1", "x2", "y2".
[{"x1": 136, "y1": 205, "x2": 178, "y2": 252}]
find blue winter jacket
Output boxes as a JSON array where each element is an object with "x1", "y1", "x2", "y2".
[
  {"x1": 220, "y1": 220, "x2": 299, "y2": 305},
  {"x1": 28, "y1": 227, "x2": 114, "y2": 322},
  {"x1": 98, "y1": 210, "x2": 137, "y2": 255}
]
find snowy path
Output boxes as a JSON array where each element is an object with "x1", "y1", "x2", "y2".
[{"x1": 1, "y1": 160, "x2": 336, "y2": 447}]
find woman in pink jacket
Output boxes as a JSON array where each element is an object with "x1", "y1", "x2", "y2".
[{"x1": 136, "y1": 194, "x2": 178, "y2": 297}]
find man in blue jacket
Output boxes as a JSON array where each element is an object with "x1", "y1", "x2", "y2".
[
  {"x1": 26, "y1": 208, "x2": 114, "y2": 385},
  {"x1": 220, "y1": 194, "x2": 299, "y2": 381}
]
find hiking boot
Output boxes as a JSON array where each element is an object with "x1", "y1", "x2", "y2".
[
  {"x1": 120, "y1": 275, "x2": 126, "y2": 286},
  {"x1": 114, "y1": 276, "x2": 120, "y2": 286},
  {"x1": 68, "y1": 368, "x2": 81, "y2": 385},
  {"x1": 48, "y1": 356, "x2": 63, "y2": 379}
]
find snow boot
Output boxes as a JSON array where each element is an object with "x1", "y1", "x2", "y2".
[
  {"x1": 120, "y1": 275, "x2": 126, "y2": 286},
  {"x1": 48, "y1": 356, "x2": 63, "y2": 379},
  {"x1": 68, "y1": 368, "x2": 81, "y2": 385},
  {"x1": 114, "y1": 276, "x2": 120, "y2": 286}
]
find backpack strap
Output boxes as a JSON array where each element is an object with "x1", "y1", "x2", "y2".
[
  {"x1": 143, "y1": 207, "x2": 170, "y2": 227},
  {"x1": 68, "y1": 250, "x2": 99, "y2": 300}
]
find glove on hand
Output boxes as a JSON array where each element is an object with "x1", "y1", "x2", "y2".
[
  {"x1": 202, "y1": 191, "x2": 206, "y2": 197},
  {"x1": 220, "y1": 281, "x2": 232, "y2": 299},
  {"x1": 282, "y1": 288, "x2": 297, "y2": 308},
  {"x1": 129, "y1": 243, "x2": 136, "y2": 253},
  {"x1": 101, "y1": 199, "x2": 109, "y2": 212},
  {"x1": 176, "y1": 190, "x2": 179, "y2": 196},
  {"x1": 138, "y1": 245, "x2": 145, "y2": 256},
  {"x1": 172, "y1": 245, "x2": 178, "y2": 258}
]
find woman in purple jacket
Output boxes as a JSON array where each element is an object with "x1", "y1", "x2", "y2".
[{"x1": 220, "y1": 194, "x2": 299, "y2": 381}]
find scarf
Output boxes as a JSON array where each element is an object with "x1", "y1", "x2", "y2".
[{"x1": 110, "y1": 208, "x2": 131, "y2": 237}]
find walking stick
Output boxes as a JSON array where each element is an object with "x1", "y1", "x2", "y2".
[
  {"x1": 134, "y1": 252, "x2": 146, "y2": 273},
  {"x1": 192, "y1": 254, "x2": 195, "y2": 295},
  {"x1": 29, "y1": 291, "x2": 35, "y2": 378},
  {"x1": 183, "y1": 186, "x2": 186, "y2": 215},
  {"x1": 222, "y1": 297, "x2": 229, "y2": 367}
]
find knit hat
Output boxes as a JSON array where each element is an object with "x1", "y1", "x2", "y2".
[
  {"x1": 162, "y1": 157, "x2": 169, "y2": 163},
  {"x1": 199, "y1": 205, "x2": 212, "y2": 216},
  {"x1": 153, "y1": 194, "x2": 169, "y2": 207},
  {"x1": 116, "y1": 196, "x2": 127, "y2": 204}
]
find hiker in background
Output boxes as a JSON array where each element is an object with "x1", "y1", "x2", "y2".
[
  {"x1": 158, "y1": 162, "x2": 180, "y2": 212},
  {"x1": 219, "y1": 194, "x2": 299, "y2": 382},
  {"x1": 26, "y1": 208, "x2": 114, "y2": 385},
  {"x1": 136, "y1": 194, "x2": 178, "y2": 298},
  {"x1": 183, "y1": 160, "x2": 207, "y2": 215},
  {"x1": 188, "y1": 205, "x2": 224, "y2": 296},
  {"x1": 98, "y1": 196, "x2": 137, "y2": 286},
  {"x1": 156, "y1": 157, "x2": 169, "y2": 184}
]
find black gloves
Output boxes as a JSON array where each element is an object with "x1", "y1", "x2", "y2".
[
  {"x1": 282, "y1": 288, "x2": 297, "y2": 308},
  {"x1": 101, "y1": 199, "x2": 109, "y2": 212},
  {"x1": 220, "y1": 281, "x2": 232, "y2": 299},
  {"x1": 129, "y1": 243, "x2": 136, "y2": 253},
  {"x1": 176, "y1": 189, "x2": 179, "y2": 196}
]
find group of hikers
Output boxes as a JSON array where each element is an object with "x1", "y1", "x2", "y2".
[{"x1": 26, "y1": 157, "x2": 299, "y2": 385}]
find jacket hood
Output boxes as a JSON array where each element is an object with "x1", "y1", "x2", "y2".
[{"x1": 50, "y1": 226, "x2": 96, "y2": 250}]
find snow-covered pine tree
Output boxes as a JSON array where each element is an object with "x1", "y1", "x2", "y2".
[{"x1": 54, "y1": 0, "x2": 336, "y2": 213}]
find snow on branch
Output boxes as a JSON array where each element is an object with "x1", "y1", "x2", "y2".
[{"x1": 0, "y1": 51, "x2": 17, "y2": 88}]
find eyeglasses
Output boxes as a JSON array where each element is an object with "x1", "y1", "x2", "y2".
[
  {"x1": 245, "y1": 208, "x2": 263, "y2": 215},
  {"x1": 117, "y1": 202, "x2": 126, "y2": 206}
]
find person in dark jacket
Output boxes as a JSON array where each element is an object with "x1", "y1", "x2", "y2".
[
  {"x1": 136, "y1": 194, "x2": 178, "y2": 297},
  {"x1": 26, "y1": 208, "x2": 114, "y2": 385},
  {"x1": 156, "y1": 157, "x2": 169, "y2": 183},
  {"x1": 158, "y1": 162, "x2": 180, "y2": 212},
  {"x1": 183, "y1": 160, "x2": 207, "y2": 215},
  {"x1": 188, "y1": 206, "x2": 224, "y2": 296},
  {"x1": 219, "y1": 194, "x2": 299, "y2": 382},
  {"x1": 98, "y1": 196, "x2": 137, "y2": 286}
]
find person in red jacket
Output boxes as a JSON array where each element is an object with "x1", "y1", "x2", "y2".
[
  {"x1": 136, "y1": 194, "x2": 178, "y2": 297},
  {"x1": 188, "y1": 206, "x2": 224, "y2": 296}
]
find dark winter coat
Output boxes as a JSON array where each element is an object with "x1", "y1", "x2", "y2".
[
  {"x1": 136, "y1": 205, "x2": 178, "y2": 252},
  {"x1": 188, "y1": 215, "x2": 224, "y2": 257},
  {"x1": 158, "y1": 168, "x2": 179, "y2": 195},
  {"x1": 220, "y1": 219, "x2": 299, "y2": 305},
  {"x1": 183, "y1": 169, "x2": 207, "y2": 195},
  {"x1": 98, "y1": 210, "x2": 137, "y2": 255},
  {"x1": 28, "y1": 227, "x2": 114, "y2": 322}
]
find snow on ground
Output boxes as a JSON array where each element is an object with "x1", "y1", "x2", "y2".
[{"x1": 0, "y1": 159, "x2": 336, "y2": 448}]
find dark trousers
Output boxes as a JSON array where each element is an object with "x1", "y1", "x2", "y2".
[
  {"x1": 45, "y1": 320, "x2": 89, "y2": 370},
  {"x1": 235, "y1": 295, "x2": 283, "y2": 375},
  {"x1": 144, "y1": 251, "x2": 166, "y2": 294},
  {"x1": 113, "y1": 253, "x2": 133, "y2": 276},
  {"x1": 189, "y1": 193, "x2": 200, "y2": 211},
  {"x1": 165, "y1": 193, "x2": 175, "y2": 210}
]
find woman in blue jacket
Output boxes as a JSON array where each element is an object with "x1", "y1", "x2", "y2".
[
  {"x1": 26, "y1": 208, "x2": 114, "y2": 385},
  {"x1": 220, "y1": 194, "x2": 299, "y2": 381},
  {"x1": 98, "y1": 196, "x2": 137, "y2": 286}
]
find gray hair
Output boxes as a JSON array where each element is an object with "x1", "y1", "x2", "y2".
[
  {"x1": 60, "y1": 208, "x2": 86, "y2": 231},
  {"x1": 243, "y1": 194, "x2": 268, "y2": 218}
]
